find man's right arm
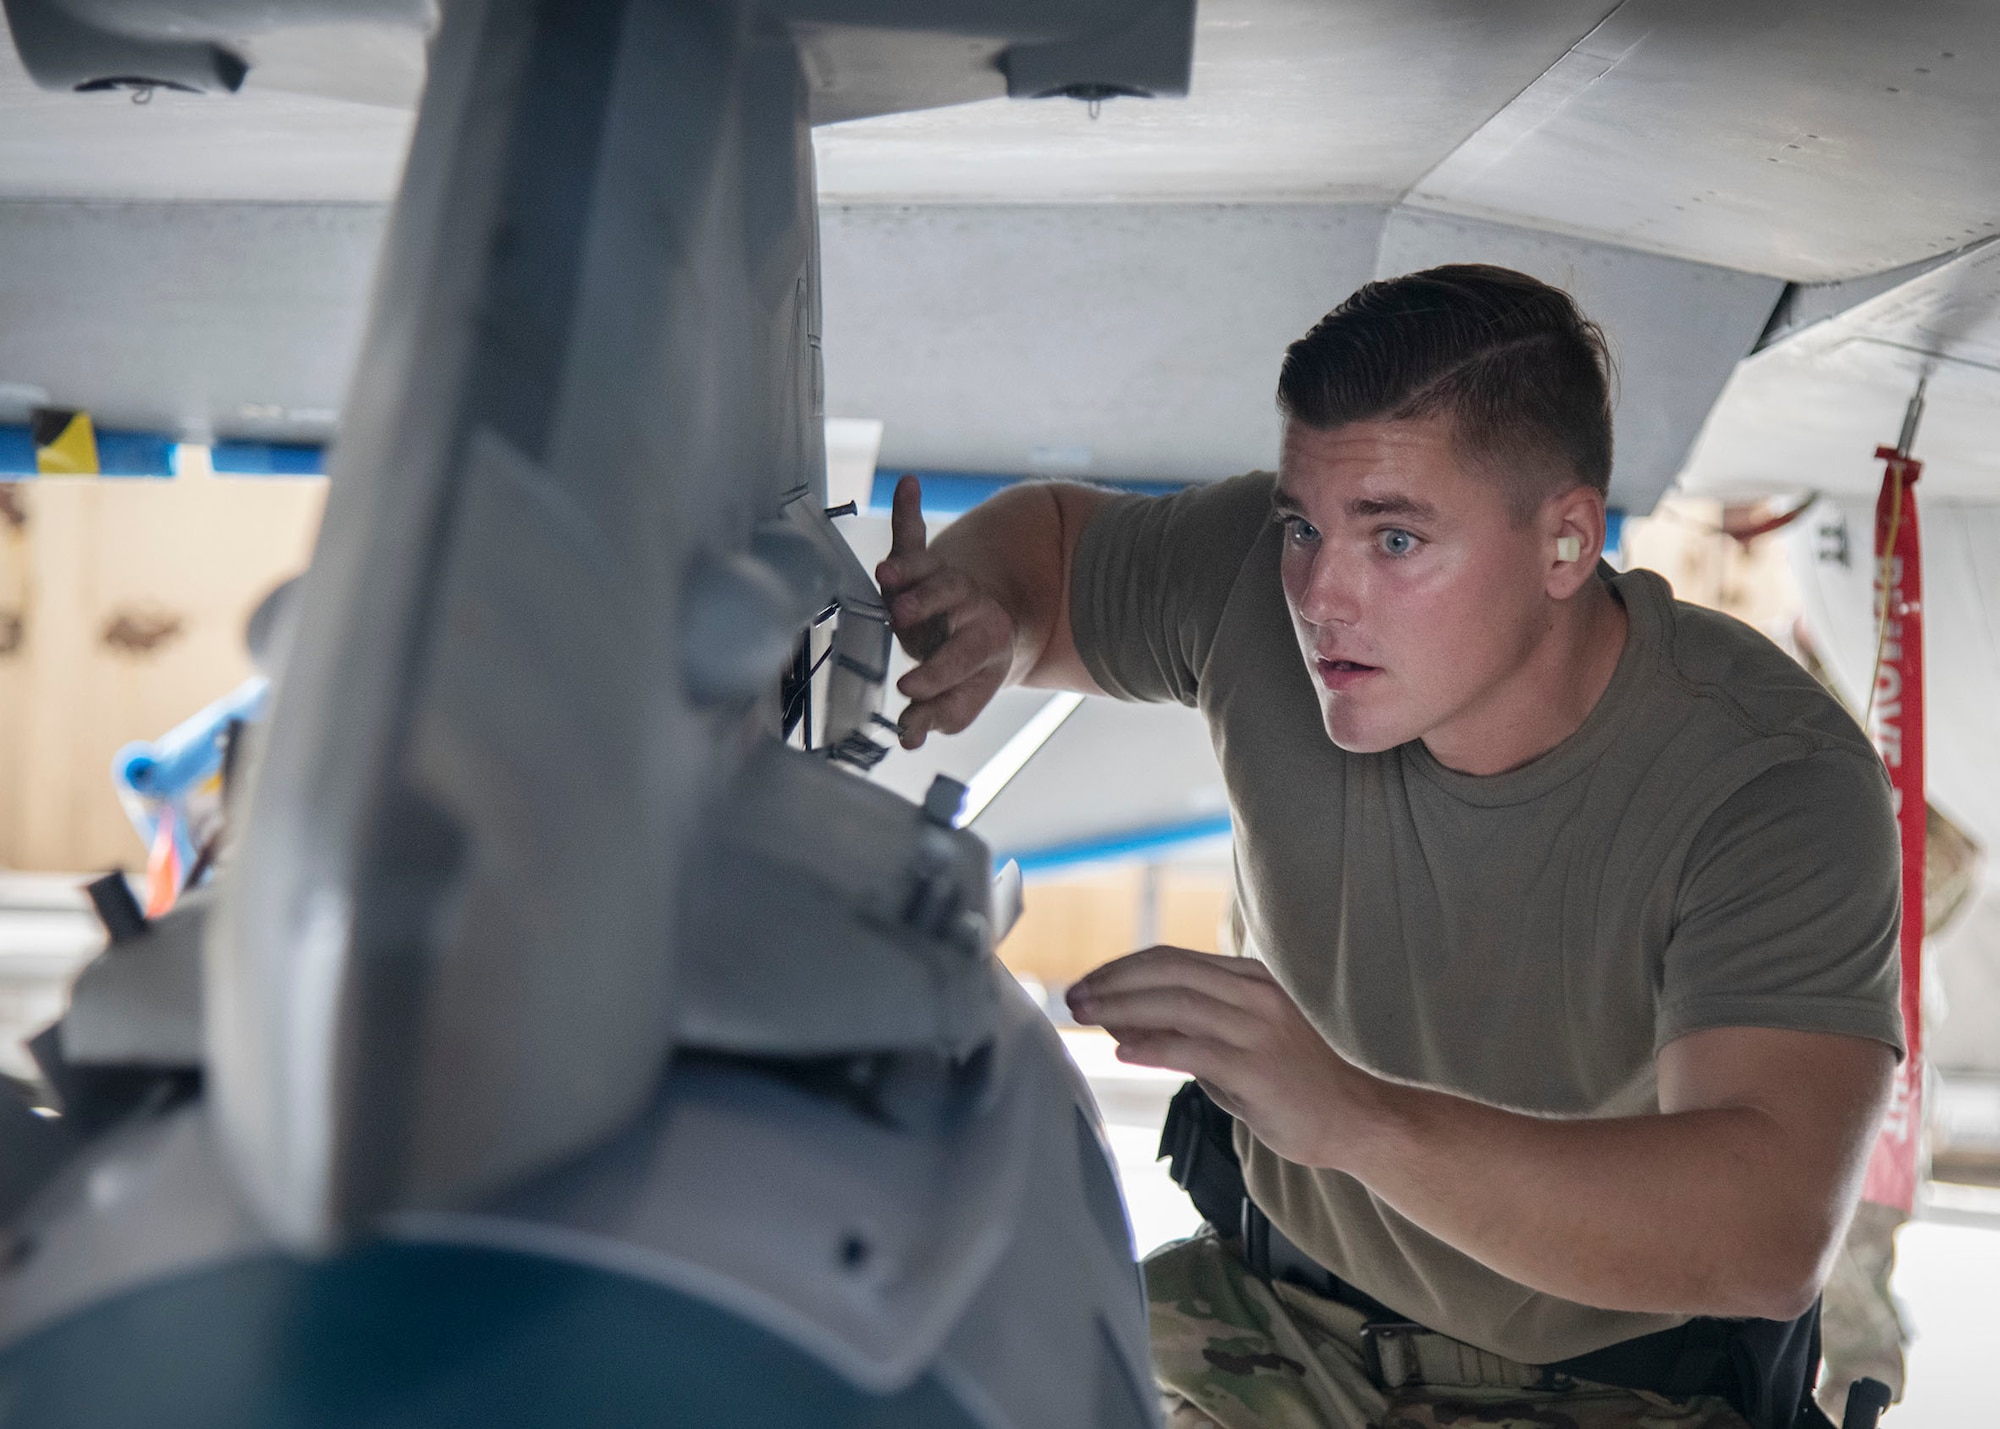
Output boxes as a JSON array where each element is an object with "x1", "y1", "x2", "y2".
[{"x1": 874, "y1": 474, "x2": 1111, "y2": 748}]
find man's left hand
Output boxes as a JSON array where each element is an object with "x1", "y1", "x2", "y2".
[{"x1": 1065, "y1": 946, "x2": 1372, "y2": 1169}]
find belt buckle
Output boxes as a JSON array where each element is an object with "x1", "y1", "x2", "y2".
[{"x1": 1360, "y1": 1320, "x2": 1428, "y2": 1391}]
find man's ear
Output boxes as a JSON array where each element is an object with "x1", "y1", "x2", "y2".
[{"x1": 1544, "y1": 485, "x2": 1606, "y2": 599}]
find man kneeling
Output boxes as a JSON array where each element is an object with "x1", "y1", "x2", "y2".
[{"x1": 877, "y1": 266, "x2": 1901, "y2": 1429}]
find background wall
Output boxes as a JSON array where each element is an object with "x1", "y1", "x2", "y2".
[
  {"x1": 0, "y1": 453, "x2": 324, "y2": 872},
  {"x1": 998, "y1": 862, "x2": 1232, "y2": 996}
]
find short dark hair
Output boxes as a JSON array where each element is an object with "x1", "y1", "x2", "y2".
[{"x1": 1276, "y1": 264, "x2": 1613, "y2": 518}]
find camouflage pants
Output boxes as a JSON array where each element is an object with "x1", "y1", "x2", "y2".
[
  {"x1": 1814, "y1": 1199, "x2": 1907, "y2": 1417},
  {"x1": 1143, "y1": 1231, "x2": 1751, "y2": 1429}
]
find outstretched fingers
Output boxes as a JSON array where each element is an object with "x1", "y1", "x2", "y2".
[
  {"x1": 873, "y1": 472, "x2": 1028, "y2": 748},
  {"x1": 1070, "y1": 982, "x2": 1265, "y2": 1050},
  {"x1": 1111, "y1": 1031, "x2": 1224, "y2": 1078},
  {"x1": 1071, "y1": 946, "x2": 1277, "y2": 1007},
  {"x1": 888, "y1": 474, "x2": 926, "y2": 558},
  {"x1": 897, "y1": 606, "x2": 1011, "y2": 701},
  {"x1": 876, "y1": 476, "x2": 939, "y2": 596},
  {"x1": 886, "y1": 567, "x2": 974, "y2": 629},
  {"x1": 899, "y1": 679, "x2": 1000, "y2": 747}
]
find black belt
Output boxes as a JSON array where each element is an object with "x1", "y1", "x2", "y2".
[{"x1": 1157, "y1": 1080, "x2": 1863, "y2": 1429}]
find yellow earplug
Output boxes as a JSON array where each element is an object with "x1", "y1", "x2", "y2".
[{"x1": 1556, "y1": 536, "x2": 1581, "y2": 562}]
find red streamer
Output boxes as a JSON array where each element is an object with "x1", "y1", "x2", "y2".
[{"x1": 1859, "y1": 446, "x2": 1924, "y2": 1214}]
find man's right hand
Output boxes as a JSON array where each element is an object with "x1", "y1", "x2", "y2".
[{"x1": 875, "y1": 475, "x2": 1021, "y2": 749}]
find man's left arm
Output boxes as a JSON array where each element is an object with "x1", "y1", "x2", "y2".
[{"x1": 1067, "y1": 949, "x2": 1893, "y2": 1319}]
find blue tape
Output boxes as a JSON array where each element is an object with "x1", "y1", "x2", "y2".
[{"x1": 0, "y1": 423, "x2": 176, "y2": 477}]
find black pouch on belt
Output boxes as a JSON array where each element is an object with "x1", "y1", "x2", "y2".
[{"x1": 1157, "y1": 1079, "x2": 1249, "y2": 1236}]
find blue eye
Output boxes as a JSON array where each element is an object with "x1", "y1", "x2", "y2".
[
  {"x1": 1283, "y1": 516, "x2": 1320, "y2": 545},
  {"x1": 1379, "y1": 529, "x2": 1418, "y2": 557}
]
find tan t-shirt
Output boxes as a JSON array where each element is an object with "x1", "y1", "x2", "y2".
[{"x1": 1070, "y1": 472, "x2": 1905, "y2": 1364}]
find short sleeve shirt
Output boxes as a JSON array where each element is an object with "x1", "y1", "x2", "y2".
[{"x1": 1069, "y1": 472, "x2": 1904, "y2": 1363}]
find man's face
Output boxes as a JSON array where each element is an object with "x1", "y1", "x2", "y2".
[{"x1": 1275, "y1": 415, "x2": 1554, "y2": 757}]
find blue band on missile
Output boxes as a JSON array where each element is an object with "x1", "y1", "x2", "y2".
[
  {"x1": 209, "y1": 440, "x2": 328, "y2": 476},
  {"x1": 868, "y1": 467, "x2": 1191, "y2": 516}
]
